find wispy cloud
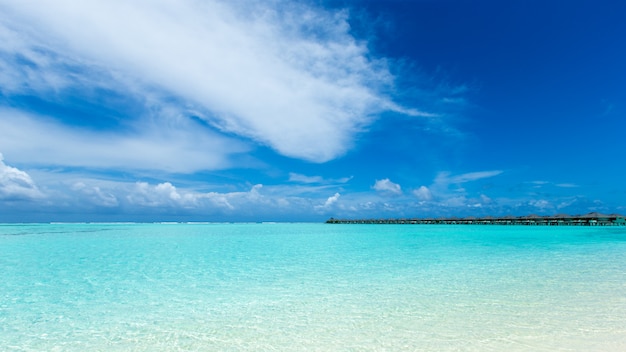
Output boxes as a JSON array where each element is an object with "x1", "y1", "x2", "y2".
[
  {"x1": 288, "y1": 173, "x2": 352, "y2": 184},
  {"x1": 72, "y1": 182, "x2": 118, "y2": 207},
  {"x1": 437, "y1": 170, "x2": 503, "y2": 184},
  {"x1": 426, "y1": 170, "x2": 502, "y2": 198},
  {"x1": 0, "y1": 109, "x2": 248, "y2": 173},
  {"x1": 411, "y1": 170, "x2": 503, "y2": 208},
  {"x1": 0, "y1": 0, "x2": 422, "y2": 163},
  {"x1": 528, "y1": 199, "x2": 551, "y2": 210},
  {"x1": 555, "y1": 183, "x2": 579, "y2": 188},
  {"x1": 289, "y1": 173, "x2": 325, "y2": 184},
  {"x1": 531, "y1": 181, "x2": 550, "y2": 185},
  {"x1": 527, "y1": 181, "x2": 579, "y2": 189}
]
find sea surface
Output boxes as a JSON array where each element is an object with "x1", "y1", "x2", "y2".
[{"x1": 1, "y1": 223, "x2": 625, "y2": 351}]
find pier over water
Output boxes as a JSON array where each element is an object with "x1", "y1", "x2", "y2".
[{"x1": 326, "y1": 212, "x2": 626, "y2": 226}]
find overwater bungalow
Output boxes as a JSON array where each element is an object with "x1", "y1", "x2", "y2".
[{"x1": 326, "y1": 213, "x2": 626, "y2": 226}]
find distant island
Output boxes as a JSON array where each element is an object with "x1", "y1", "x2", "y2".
[{"x1": 326, "y1": 212, "x2": 626, "y2": 226}]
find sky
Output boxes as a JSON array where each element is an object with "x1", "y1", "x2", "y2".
[{"x1": 1, "y1": 0, "x2": 625, "y2": 222}]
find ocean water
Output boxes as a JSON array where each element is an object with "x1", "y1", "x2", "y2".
[{"x1": 1, "y1": 223, "x2": 625, "y2": 351}]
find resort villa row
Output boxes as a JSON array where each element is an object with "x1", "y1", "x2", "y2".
[{"x1": 326, "y1": 212, "x2": 626, "y2": 226}]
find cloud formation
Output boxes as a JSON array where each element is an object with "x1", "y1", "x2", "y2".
[
  {"x1": 413, "y1": 186, "x2": 433, "y2": 201},
  {"x1": 373, "y1": 178, "x2": 402, "y2": 195},
  {"x1": 289, "y1": 173, "x2": 325, "y2": 184},
  {"x1": 322, "y1": 193, "x2": 341, "y2": 208},
  {"x1": 0, "y1": 0, "x2": 418, "y2": 163},
  {"x1": 436, "y1": 170, "x2": 503, "y2": 185},
  {"x1": 72, "y1": 182, "x2": 119, "y2": 207},
  {"x1": 0, "y1": 153, "x2": 43, "y2": 200},
  {"x1": 288, "y1": 172, "x2": 352, "y2": 184},
  {"x1": 0, "y1": 109, "x2": 247, "y2": 173},
  {"x1": 125, "y1": 182, "x2": 270, "y2": 211},
  {"x1": 555, "y1": 183, "x2": 579, "y2": 188},
  {"x1": 46, "y1": 178, "x2": 347, "y2": 220},
  {"x1": 411, "y1": 170, "x2": 503, "y2": 209}
]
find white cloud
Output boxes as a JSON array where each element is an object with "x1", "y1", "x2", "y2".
[
  {"x1": 288, "y1": 173, "x2": 325, "y2": 184},
  {"x1": 72, "y1": 182, "x2": 118, "y2": 207},
  {"x1": 0, "y1": 168, "x2": 355, "y2": 218},
  {"x1": 527, "y1": 181, "x2": 579, "y2": 190},
  {"x1": 398, "y1": 170, "x2": 504, "y2": 211},
  {"x1": 438, "y1": 170, "x2": 503, "y2": 184},
  {"x1": 124, "y1": 182, "x2": 272, "y2": 211},
  {"x1": 413, "y1": 186, "x2": 433, "y2": 201},
  {"x1": 557, "y1": 198, "x2": 577, "y2": 209},
  {"x1": 555, "y1": 183, "x2": 578, "y2": 188},
  {"x1": 0, "y1": 109, "x2": 248, "y2": 173},
  {"x1": 322, "y1": 193, "x2": 341, "y2": 208},
  {"x1": 373, "y1": 178, "x2": 402, "y2": 195},
  {"x1": 288, "y1": 172, "x2": 352, "y2": 184},
  {"x1": 0, "y1": 0, "x2": 422, "y2": 163},
  {"x1": 442, "y1": 196, "x2": 468, "y2": 208},
  {"x1": 433, "y1": 170, "x2": 500, "y2": 196},
  {"x1": 128, "y1": 182, "x2": 201, "y2": 208},
  {"x1": 0, "y1": 153, "x2": 43, "y2": 200},
  {"x1": 529, "y1": 199, "x2": 551, "y2": 210},
  {"x1": 480, "y1": 194, "x2": 492, "y2": 204}
]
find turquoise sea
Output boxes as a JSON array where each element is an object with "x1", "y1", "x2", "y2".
[{"x1": 1, "y1": 223, "x2": 625, "y2": 351}]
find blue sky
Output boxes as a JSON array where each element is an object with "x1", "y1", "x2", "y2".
[{"x1": 1, "y1": 0, "x2": 625, "y2": 222}]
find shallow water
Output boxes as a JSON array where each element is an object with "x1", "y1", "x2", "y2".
[{"x1": 1, "y1": 223, "x2": 625, "y2": 351}]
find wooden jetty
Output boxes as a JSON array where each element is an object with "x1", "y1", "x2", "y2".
[{"x1": 326, "y1": 212, "x2": 626, "y2": 226}]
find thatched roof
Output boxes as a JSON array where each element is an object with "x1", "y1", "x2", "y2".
[
  {"x1": 580, "y1": 212, "x2": 611, "y2": 219},
  {"x1": 522, "y1": 214, "x2": 542, "y2": 219},
  {"x1": 551, "y1": 213, "x2": 571, "y2": 219}
]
